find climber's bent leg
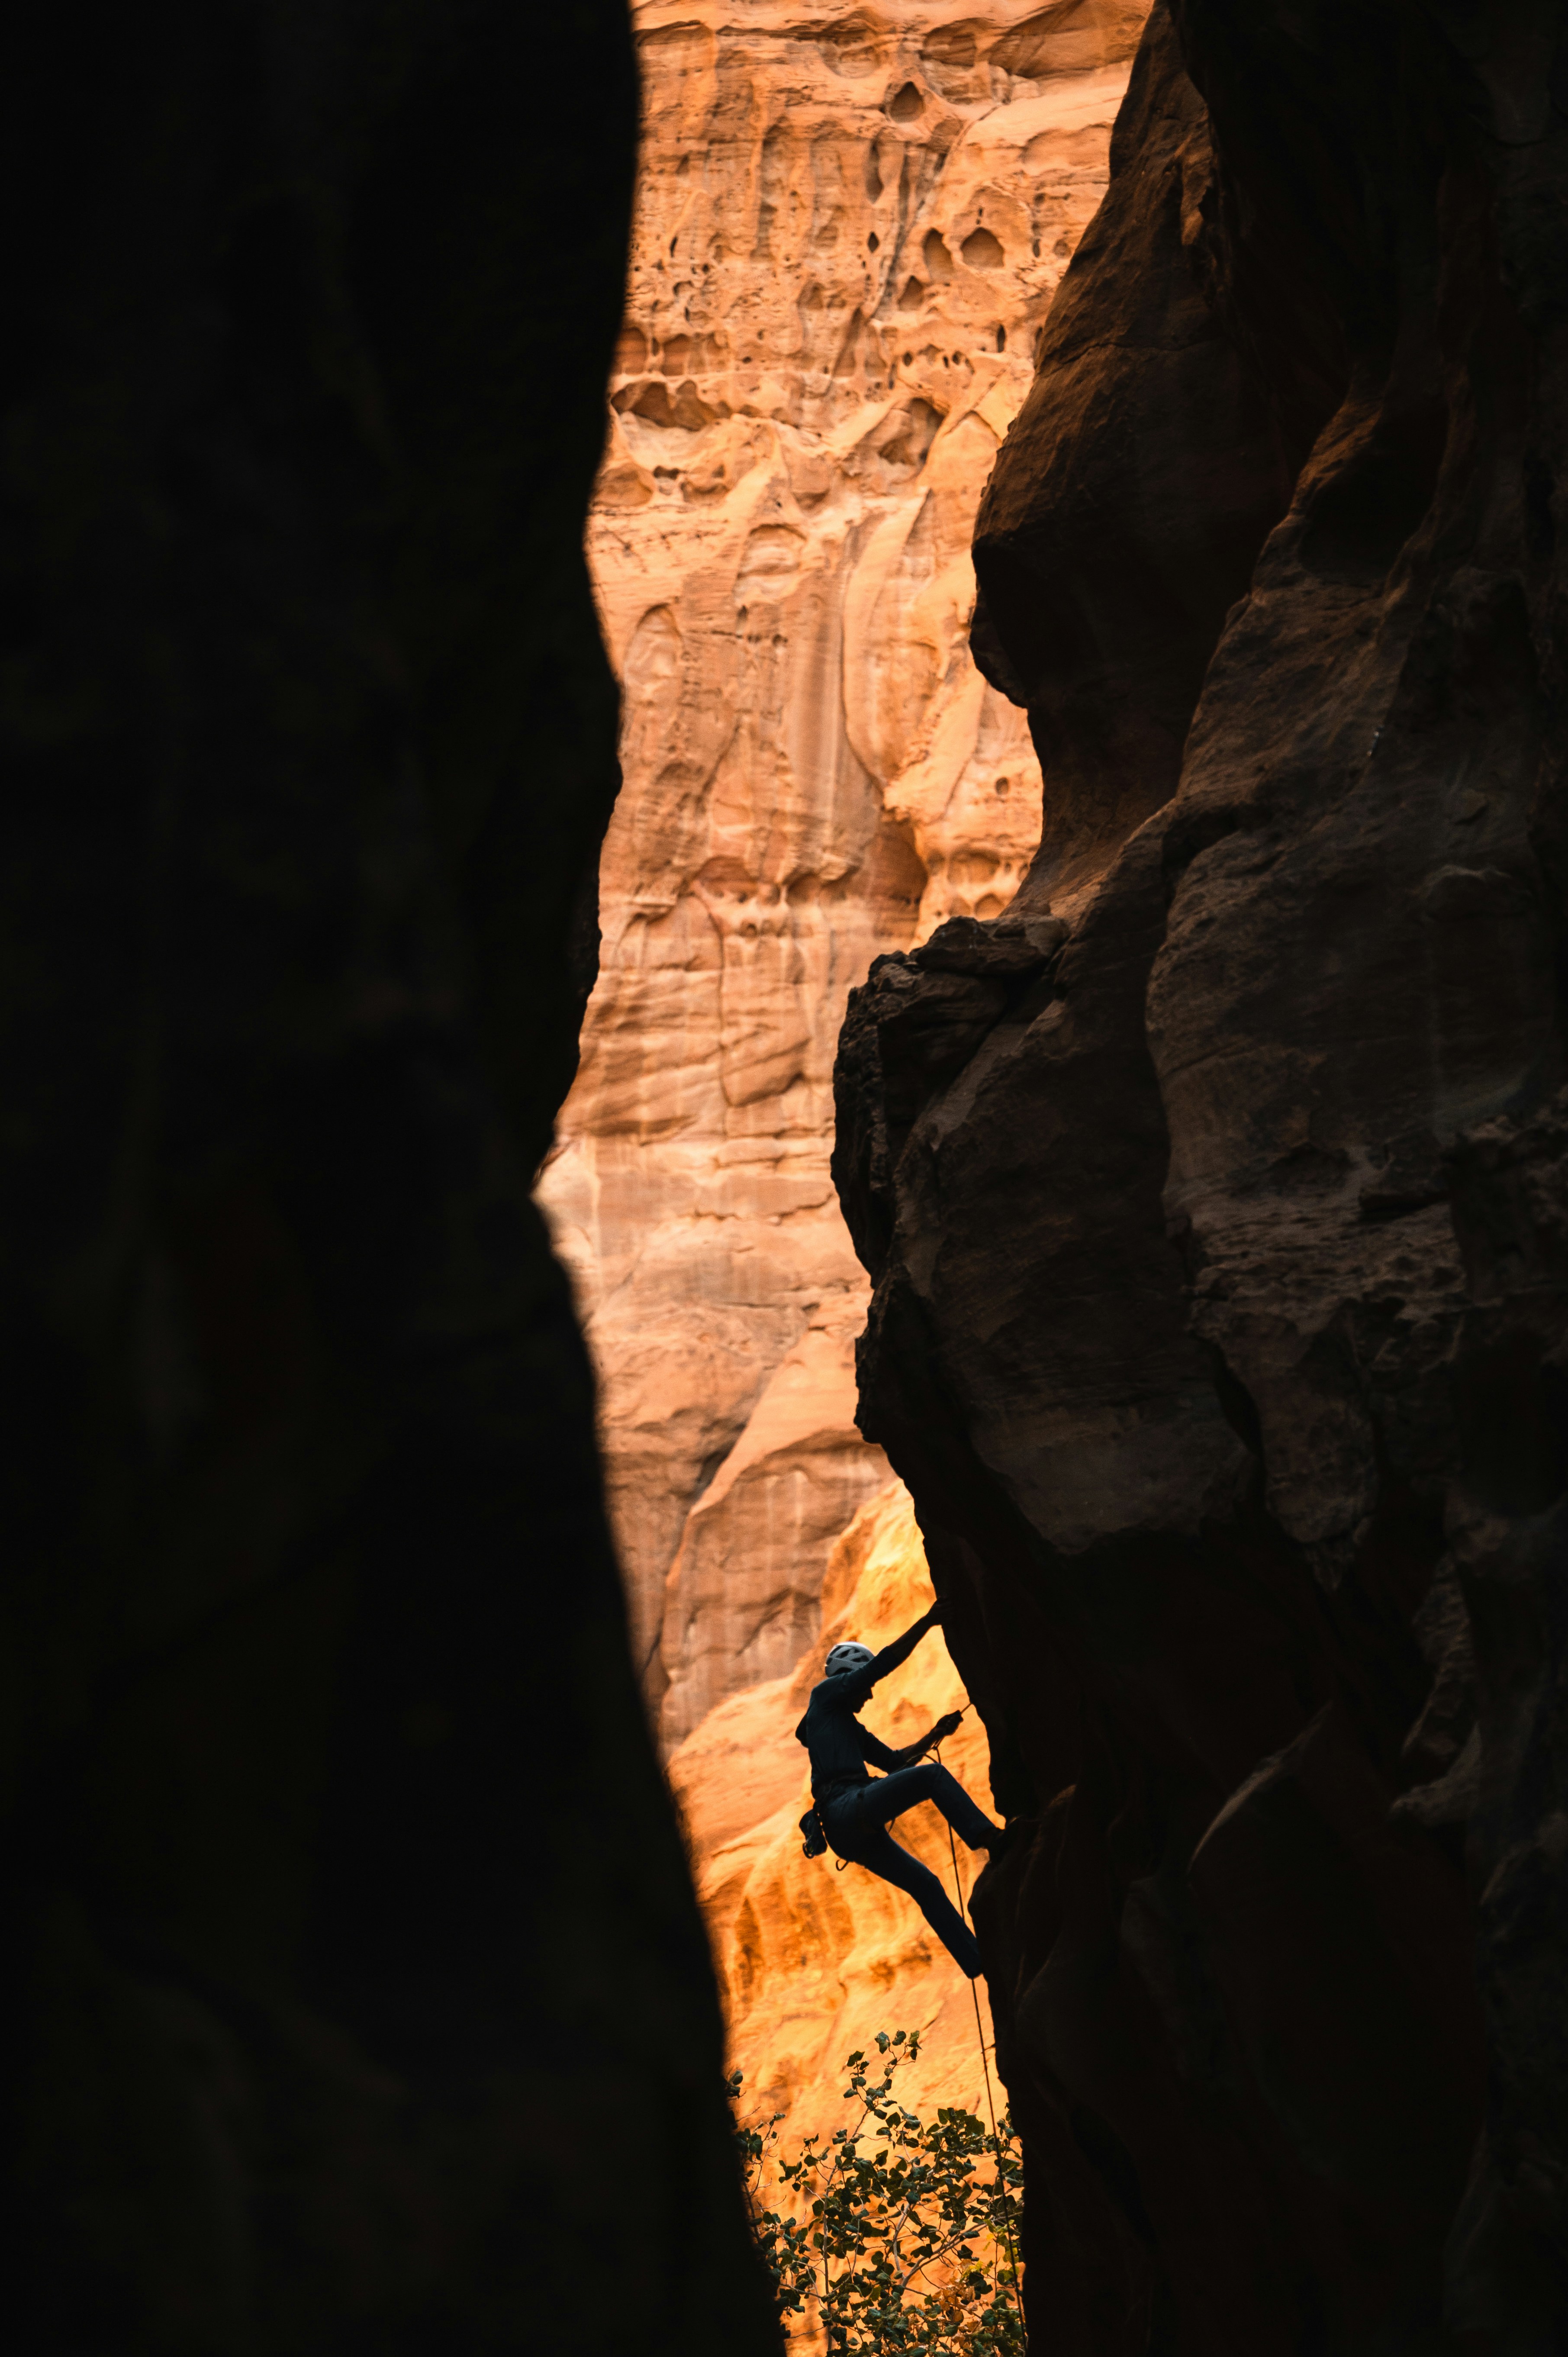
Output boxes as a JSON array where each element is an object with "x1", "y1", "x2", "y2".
[
  {"x1": 860, "y1": 1761, "x2": 999, "y2": 1853},
  {"x1": 854, "y1": 1827, "x2": 982, "y2": 1978}
]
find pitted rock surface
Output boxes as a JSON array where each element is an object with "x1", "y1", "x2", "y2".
[{"x1": 539, "y1": 0, "x2": 1153, "y2": 1742}]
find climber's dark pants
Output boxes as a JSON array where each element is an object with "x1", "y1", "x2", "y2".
[{"x1": 819, "y1": 1763, "x2": 995, "y2": 1980}]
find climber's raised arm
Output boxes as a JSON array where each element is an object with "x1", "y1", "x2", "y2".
[{"x1": 824, "y1": 1600, "x2": 944, "y2": 1705}]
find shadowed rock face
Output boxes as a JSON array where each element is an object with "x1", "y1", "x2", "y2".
[
  {"x1": 0, "y1": 5, "x2": 776, "y2": 2350},
  {"x1": 836, "y1": 5, "x2": 1568, "y2": 2348}
]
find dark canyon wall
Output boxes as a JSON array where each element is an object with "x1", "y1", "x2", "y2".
[
  {"x1": 0, "y1": 5, "x2": 775, "y2": 2350},
  {"x1": 837, "y1": 4, "x2": 1568, "y2": 2351}
]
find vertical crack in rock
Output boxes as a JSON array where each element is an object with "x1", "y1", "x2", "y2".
[{"x1": 837, "y1": 2, "x2": 1568, "y2": 2345}]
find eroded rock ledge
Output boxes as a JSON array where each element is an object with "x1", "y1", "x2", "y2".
[{"x1": 835, "y1": 5, "x2": 1568, "y2": 2347}]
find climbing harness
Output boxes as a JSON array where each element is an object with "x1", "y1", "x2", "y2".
[
  {"x1": 798, "y1": 1799, "x2": 851, "y2": 1865},
  {"x1": 934, "y1": 1729, "x2": 1026, "y2": 2335}
]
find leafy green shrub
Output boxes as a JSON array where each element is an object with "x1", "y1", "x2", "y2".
[{"x1": 728, "y1": 2030, "x2": 1024, "y2": 2354}]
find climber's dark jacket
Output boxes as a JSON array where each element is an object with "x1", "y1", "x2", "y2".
[{"x1": 795, "y1": 1615, "x2": 930, "y2": 1795}]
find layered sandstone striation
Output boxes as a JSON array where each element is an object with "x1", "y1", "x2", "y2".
[
  {"x1": 669, "y1": 1479, "x2": 1005, "y2": 2156},
  {"x1": 836, "y1": 4, "x2": 1568, "y2": 2349},
  {"x1": 540, "y1": 0, "x2": 1149, "y2": 1743}
]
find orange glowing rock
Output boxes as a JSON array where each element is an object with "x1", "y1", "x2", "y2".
[{"x1": 539, "y1": 3, "x2": 1143, "y2": 1753}]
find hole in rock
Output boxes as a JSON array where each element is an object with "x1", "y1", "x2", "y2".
[
  {"x1": 996, "y1": 324, "x2": 1006, "y2": 348},
  {"x1": 867, "y1": 231, "x2": 879, "y2": 251},
  {"x1": 878, "y1": 397, "x2": 943, "y2": 472},
  {"x1": 888, "y1": 80, "x2": 923, "y2": 119},
  {"x1": 923, "y1": 229, "x2": 954, "y2": 281},
  {"x1": 629, "y1": 379, "x2": 717, "y2": 431},
  {"x1": 818, "y1": 15, "x2": 885, "y2": 77},
  {"x1": 923, "y1": 24, "x2": 978, "y2": 67},
  {"x1": 961, "y1": 226, "x2": 1004, "y2": 269},
  {"x1": 898, "y1": 278, "x2": 924, "y2": 310},
  {"x1": 596, "y1": 462, "x2": 653, "y2": 510}
]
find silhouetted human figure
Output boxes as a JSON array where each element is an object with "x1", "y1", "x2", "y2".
[{"x1": 795, "y1": 1602, "x2": 1001, "y2": 1978}]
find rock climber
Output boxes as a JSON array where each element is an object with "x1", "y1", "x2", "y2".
[{"x1": 795, "y1": 1599, "x2": 1001, "y2": 1979}]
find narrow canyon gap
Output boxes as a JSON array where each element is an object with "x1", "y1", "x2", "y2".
[
  {"x1": 539, "y1": 0, "x2": 1161, "y2": 2170},
  {"x1": 539, "y1": 0, "x2": 1146, "y2": 1748},
  {"x1": 0, "y1": 4, "x2": 777, "y2": 2349},
  {"x1": 837, "y1": 4, "x2": 1568, "y2": 2352}
]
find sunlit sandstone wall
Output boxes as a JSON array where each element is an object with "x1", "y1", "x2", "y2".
[{"x1": 539, "y1": 0, "x2": 1147, "y2": 1743}]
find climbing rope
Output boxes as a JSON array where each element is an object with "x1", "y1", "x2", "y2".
[{"x1": 934, "y1": 1731, "x2": 1024, "y2": 2336}]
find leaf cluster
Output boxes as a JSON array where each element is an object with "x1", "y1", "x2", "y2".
[{"x1": 728, "y1": 2031, "x2": 1024, "y2": 2355}]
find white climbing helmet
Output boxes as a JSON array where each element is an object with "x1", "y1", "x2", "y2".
[{"x1": 825, "y1": 1641, "x2": 875, "y2": 1678}]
